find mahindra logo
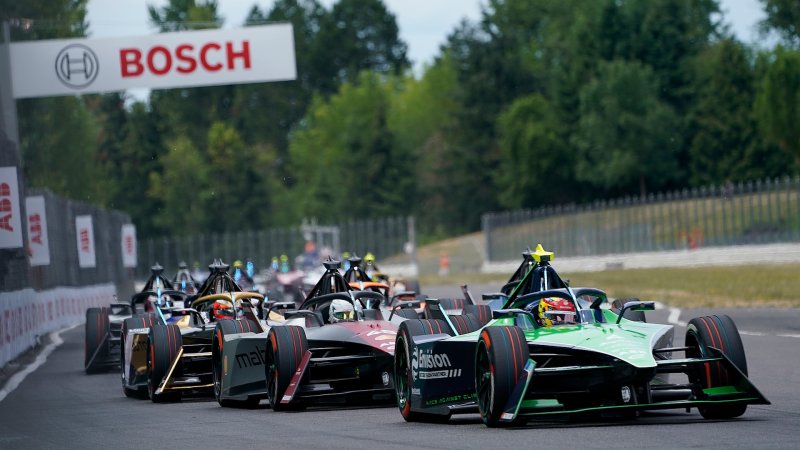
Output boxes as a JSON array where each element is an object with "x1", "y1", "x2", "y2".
[{"x1": 55, "y1": 44, "x2": 99, "y2": 88}]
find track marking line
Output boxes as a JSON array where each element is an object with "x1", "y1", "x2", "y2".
[
  {"x1": 666, "y1": 306, "x2": 687, "y2": 327},
  {"x1": 777, "y1": 334, "x2": 800, "y2": 339},
  {"x1": 0, "y1": 323, "x2": 80, "y2": 403},
  {"x1": 739, "y1": 331, "x2": 766, "y2": 336}
]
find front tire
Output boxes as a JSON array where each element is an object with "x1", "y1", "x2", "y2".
[
  {"x1": 120, "y1": 314, "x2": 159, "y2": 398},
  {"x1": 85, "y1": 307, "x2": 110, "y2": 373},
  {"x1": 265, "y1": 326, "x2": 308, "y2": 411},
  {"x1": 685, "y1": 315, "x2": 748, "y2": 419},
  {"x1": 475, "y1": 326, "x2": 527, "y2": 427},
  {"x1": 147, "y1": 324, "x2": 182, "y2": 403},
  {"x1": 394, "y1": 319, "x2": 453, "y2": 423},
  {"x1": 213, "y1": 319, "x2": 262, "y2": 408}
]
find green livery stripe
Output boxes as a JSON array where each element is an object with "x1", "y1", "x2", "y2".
[{"x1": 703, "y1": 386, "x2": 743, "y2": 396}]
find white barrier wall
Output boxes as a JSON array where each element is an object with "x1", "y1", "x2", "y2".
[{"x1": 0, "y1": 284, "x2": 116, "y2": 367}]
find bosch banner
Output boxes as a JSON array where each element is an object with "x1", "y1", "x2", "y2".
[
  {"x1": 75, "y1": 215, "x2": 96, "y2": 268},
  {"x1": 9, "y1": 24, "x2": 296, "y2": 99},
  {"x1": 0, "y1": 166, "x2": 23, "y2": 249},
  {"x1": 25, "y1": 196, "x2": 50, "y2": 266},
  {"x1": 121, "y1": 223, "x2": 137, "y2": 268}
]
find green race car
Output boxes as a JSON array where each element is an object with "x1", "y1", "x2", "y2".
[{"x1": 394, "y1": 244, "x2": 770, "y2": 427}]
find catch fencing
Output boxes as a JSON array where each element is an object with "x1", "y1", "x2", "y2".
[
  {"x1": 137, "y1": 216, "x2": 416, "y2": 278},
  {"x1": 483, "y1": 177, "x2": 800, "y2": 262}
]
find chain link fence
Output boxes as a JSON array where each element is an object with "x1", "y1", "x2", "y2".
[
  {"x1": 483, "y1": 177, "x2": 800, "y2": 262},
  {"x1": 137, "y1": 216, "x2": 416, "y2": 279}
]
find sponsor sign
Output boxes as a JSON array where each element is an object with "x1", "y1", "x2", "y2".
[
  {"x1": 0, "y1": 167, "x2": 23, "y2": 249},
  {"x1": 411, "y1": 347, "x2": 456, "y2": 380},
  {"x1": 75, "y1": 215, "x2": 96, "y2": 268},
  {"x1": 10, "y1": 24, "x2": 296, "y2": 99},
  {"x1": 25, "y1": 196, "x2": 50, "y2": 266},
  {"x1": 121, "y1": 224, "x2": 137, "y2": 268}
]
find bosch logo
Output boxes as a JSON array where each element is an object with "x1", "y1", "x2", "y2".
[{"x1": 55, "y1": 44, "x2": 99, "y2": 89}]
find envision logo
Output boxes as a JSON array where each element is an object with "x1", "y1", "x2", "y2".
[
  {"x1": 411, "y1": 346, "x2": 451, "y2": 380},
  {"x1": 55, "y1": 44, "x2": 99, "y2": 88}
]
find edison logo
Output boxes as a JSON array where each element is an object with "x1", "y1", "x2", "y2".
[{"x1": 55, "y1": 44, "x2": 99, "y2": 89}]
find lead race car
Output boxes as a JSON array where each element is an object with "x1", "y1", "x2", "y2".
[{"x1": 394, "y1": 244, "x2": 770, "y2": 427}]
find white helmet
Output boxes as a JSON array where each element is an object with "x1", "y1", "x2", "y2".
[{"x1": 329, "y1": 299, "x2": 355, "y2": 323}]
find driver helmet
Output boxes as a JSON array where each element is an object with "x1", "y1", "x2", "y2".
[
  {"x1": 329, "y1": 299, "x2": 355, "y2": 323},
  {"x1": 213, "y1": 300, "x2": 235, "y2": 320},
  {"x1": 534, "y1": 297, "x2": 576, "y2": 327}
]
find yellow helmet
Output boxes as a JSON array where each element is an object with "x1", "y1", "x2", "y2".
[{"x1": 364, "y1": 252, "x2": 376, "y2": 263}]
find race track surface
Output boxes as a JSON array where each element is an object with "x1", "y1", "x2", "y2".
[{"x1": 0, "y1": 284, "x2": 798, "y2": 449}]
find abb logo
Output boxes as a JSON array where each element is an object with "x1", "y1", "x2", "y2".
[
  {"x1": 119, "y1": 40, "x2": 251, "y2": 77},
  {"x1": 29, "y1": 213, "x2": 42, "y2": 244},
  {"x1": 79, "y1": 228, "x2": 90, "y2": 253},
  {"x1": 125, "y1": 235, "x2": 134, "y2": 254},
  {"x1": 0, "y1": 182, "x2": 13, "y2": 232}
]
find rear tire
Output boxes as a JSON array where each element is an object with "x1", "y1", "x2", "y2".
[
  {"x1": 475, "y1": 326, "x2": 528, "y2": 427},
  {"x1": 265, "y1": 326, "x2": 308, "y2": 411},
  {"x1": 463, "y1": 304, "x2": 493, "y2": 326},
  {"x1": 214, "y1": 319, "x2": 262, "y2": 408},
  {"x1": 685, "y1": 315, "x2": 748, "y2": 419},
  {"x1": 147, "y1": 324, "x2": 182, "y2": 403},
  {"x1": 449, "y1": 314, "x2": 482, "y2": 335},
  {"x1": 392, "y1": 308, "x2": 420, "y2": 319},
  {"x1": 437, "y1": 298, "x2": 466, "y2": 310},
  {"x1": 85, "y1": 307, "x2": 110, "y2": 373},
  {"x1": 394, "y1": 319, "x2": 454, "y2": 423},
  {"x1": 120, "y1": 314, "x2": 159, "y2": 399}
]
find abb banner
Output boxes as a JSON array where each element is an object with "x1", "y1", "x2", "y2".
[
  {"x1": 0, "y1": 284, "x2": 115, "y2": 368},
  {"x1": 75, "y1": 215, "x2": 96, "y2": 268},
  {"x1": 9, "y1": 24, "x2": 296, "y2": 99},
  {"x1": 26, "y1": 196, "x2": 50, "y2": 266},
  {"x1": 121, "y1": 224, "x2": 137, "y2": 268},
  {"x1": 0, "y1": 167, "x2": 23, "y2": 249}
]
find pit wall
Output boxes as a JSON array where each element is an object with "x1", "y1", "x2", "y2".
[{"x1": 0, "y1": 284, "x2": 116, "y2": 368}]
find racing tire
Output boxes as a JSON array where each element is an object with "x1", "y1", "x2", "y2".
[
  {"x1": 85, "y1": 307, "x2": 110, "y2": 373},
  {"x1": 611, "y1": 298, "x2": 646, "y2": 323},
  {"x1": 437, "y1": 298, "x2": 467, "y2": 311},
  {"x1": 147, "y1": 324, "x2": 183, "y2": 403},
  {"x1": 685, "y1": 315, "x2": 748, "y2": 419},
  {"x1": 394, "y1": 319, "x2": 454, "y2": 423},
  {"x1": 213, "y1": 319, "x2": 262, "y2": 408},
  {"x1": 475, "y1": 326, "x2": 528, "y2": 427},
  {"x1": 463, "y1": 304, "x2": 493, "y2": 326},
  {"x1": 120, "y1": 314, "x2": 160, "y2": 399},
  {"x1": 265, "y1": 325, "x2": 308, "y2": 411},
  {"x1": 449, "y1": 314, "x2": 482, "y2": 335},
  {"x1": 404, "y1": 279, "x2": 421, "y2": 295}
]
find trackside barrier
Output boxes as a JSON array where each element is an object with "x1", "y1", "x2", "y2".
[{"x1": 0, "y1": 284, "x2": 115, "y2": 368}]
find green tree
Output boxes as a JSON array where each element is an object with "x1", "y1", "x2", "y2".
[
  {"x1": 311, "y1": 0, "x2": 409, "y2": 95},
  {"x1": 754, "y1": 46, "x2": 800, "y2": 166},
  {"x1": 575, "y1": 60, "x2": 680, "y2": 196},
  {"x1": 147, "y1": 0, "x2": 221, "y2": 31},
  {"x1": 760, "y1": 0, "x2": 800, "y2": 46}
]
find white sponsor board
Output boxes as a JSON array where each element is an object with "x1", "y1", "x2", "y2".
[
  {"x1": 10, "y1": 24, "x2": 296, "y2": 99},
  {"x1": 0, "y1": 284, "x2": 115, "y2": 368},
  {"x1": 25, "y1": 196, "x2": 50, "y2": 266},
  {"x1": 0, "y1": 167, "x2": 23, "y2": 249},
  {"x1": 121, "y1": 224, "x2": 137, "y2": 268},
  {"x1": 75, "y1": 215, "x2": 96, "y2": 268}
]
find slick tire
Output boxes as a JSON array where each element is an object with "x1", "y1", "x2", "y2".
[
  {"x1": 475, "y1": 326, "x2": 528, "y2": 427},
  {"x1": 213, "y1": 319, "x2": 262, "y2": 408},
  {"x1": 685, "y1": 315, "x2": 748, "y2": 419},
  {"x1": 265, "y1": 325, "x2": 308, "y2": 411},
  {"x1": 449, "y1": 313, "x2": 482, "y2": 335},
  {"x1": 120, "y1": 314, "x2": 159, "y2": 399},
  {"x1": 85, "y1": 307, "x2": 110, "y2": 374},
  {"x1": 437, "y1": 298, "x2": 467, "y2": 311},
  {"x1": 463, "y1": 304, "x2": 493, "y2": 326},
  {"x1": 394, "y1": 319, "x2": 454, "y2": 423},
  {"x1": 147, "y1": 324, "x2": 183, "y2": 403},
  {"x1": 392, "y1": 308, "x2": 420, "y2": 319},
  {"x1": 611, "y1": 298, "x2": 646, "y2": 323}
]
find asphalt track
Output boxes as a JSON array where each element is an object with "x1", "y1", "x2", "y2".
[{"x1": 0, "y1": 284, "x2": 798, "y2": 449}]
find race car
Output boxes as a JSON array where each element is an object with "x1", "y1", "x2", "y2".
[
  {"x1": 393, "y1": 244, "x2": 770, "y2": 427},
  {"x1": 120, "y1": 260, "x2": 267, "y2": 402},
  {"x1": 84, "y1": 263, "x2": 174, "y2": 373},
  {"x1": 260, "y1": 259, "x2": 421, "y2": 411}
]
